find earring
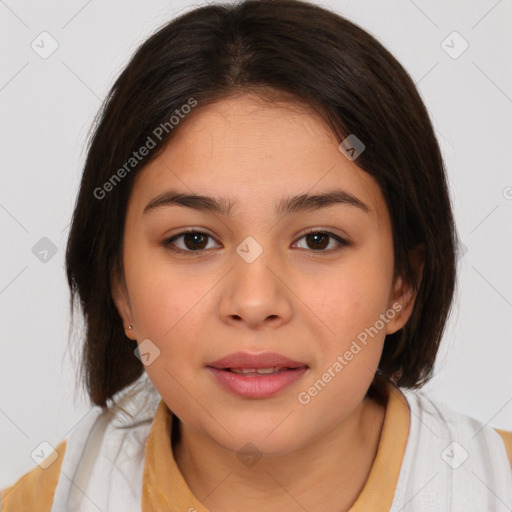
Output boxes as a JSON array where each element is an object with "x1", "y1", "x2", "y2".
[{"x1": 128, "y1": 325, "x2": 133, "y2": 330}]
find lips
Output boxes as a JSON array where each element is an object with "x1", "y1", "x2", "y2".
[
  {"x1": 206, "y1": 352, "x2": 307, "y2": 399},
  {"x1": 206, "y1": 351, "x2": 309, "y2": 398},
  {"x1": 229, "y1": 367, "x2": 290, "y2": 375},
  {"x1": 207, "y1": 351, "x2": 308, "y2": 372}
]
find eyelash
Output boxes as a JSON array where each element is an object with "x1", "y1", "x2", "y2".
[{"x1": 162, "y1": 229, "x2": 349, "y2": 255}]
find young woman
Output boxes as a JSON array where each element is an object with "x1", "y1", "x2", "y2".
[{"x1": 2, "y1": 0, "x2": 511, "y2": 511}]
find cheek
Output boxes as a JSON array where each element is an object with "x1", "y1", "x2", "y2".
[
  {"x1": 305, "y1": 260, "x2": 393, "y2": 344},
  {"x1": 124, "y1": 241, "x2": 184, "y2": 327},
  {"x1": 124, "y1": 246, "x2": 215, "y2": 364},
  {"x1": 131, "y1": 276, "x2": 207, "y2": 342},
  {"x1": 297, "y1": 267, "x2": 392, "y2": 409},
  {"x1": 298, "y1": 271, "x2": 390, "y2": 411}
]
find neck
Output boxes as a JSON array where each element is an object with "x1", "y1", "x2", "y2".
[{"x1": 172, "y1": 392, "x2": 387, "y2": 512}]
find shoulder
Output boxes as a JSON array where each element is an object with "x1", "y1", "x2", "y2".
[
  {"x1": 389, "y1": 387, "x2": 512, "y2": 510},
  {"x1": 399, "y1": 387, "x2": 512, "y2": 472},
  {"x1": 0, "y1": 401, "x2": 141, "y2": 512},
  {"x1": 1, "y1": 374, "x2": 161, "y2": 512},
  {"x1": 0, "y1": 440, "x2": 67, "y2": 512},
  {"x1": 0, "y1": 403, "x2": 106, "y2": 512},
  {"x1": 495, "y1": 428, "x2": 512, "y2": 469}
]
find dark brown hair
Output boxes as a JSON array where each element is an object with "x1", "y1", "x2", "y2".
[{"x1": 66, "y1": 0, "x2": 457, "y2": 408}]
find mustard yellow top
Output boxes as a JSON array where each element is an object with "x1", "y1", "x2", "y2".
[{"x1": 2, "y1": 383, "x2": 511, "y2": 511}]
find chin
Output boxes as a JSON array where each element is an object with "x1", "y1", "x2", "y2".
[{"x1": 211, "y1": 417, "x2": 311, "y2": 458}]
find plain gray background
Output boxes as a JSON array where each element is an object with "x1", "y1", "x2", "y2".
[{"x1": 1, "y1": 0, "x2": 511, "y2": 488}]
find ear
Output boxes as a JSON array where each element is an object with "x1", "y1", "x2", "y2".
[
  {"x1": 111, "y1": 269, "x2": 137, "y2": 340},
  {"x1": 385, "y1": 245, "x2": 425, "y2": 335}
]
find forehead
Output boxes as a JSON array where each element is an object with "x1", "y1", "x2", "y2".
[
  {"x1": 162, "y1": 93, "x2": 343, "y2": 168},
  {"x1": 129, "y1": 93, "x2": 387, "y2": 223}
]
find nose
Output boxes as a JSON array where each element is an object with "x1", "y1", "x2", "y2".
[{"x1": 218, "y1": 249, "x2": 294, "y2": 330}]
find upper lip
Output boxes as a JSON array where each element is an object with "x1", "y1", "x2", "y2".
[{"x1": 207, "y1": 351, "x2": 308, "y2": 370}]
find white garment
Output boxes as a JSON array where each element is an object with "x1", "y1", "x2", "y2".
[
  {"x1": 49, "y1": 375, "x2": 512, "y2": 511},
  {"x1": 391, "y1": 388, "x2": 512, "y2": 512},
  {"x1": 50, "y1": 374, "x2": 160, "y2": 512}
]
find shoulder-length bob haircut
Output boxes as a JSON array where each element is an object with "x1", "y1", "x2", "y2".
[{"x1": 66, "y1": 0, "x2": 457, "y2": 408}]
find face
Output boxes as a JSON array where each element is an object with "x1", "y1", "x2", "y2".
[{"x1": 112, "y1": 93, "x2": 417, "y2": 456}]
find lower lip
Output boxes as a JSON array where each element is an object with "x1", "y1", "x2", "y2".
[{"x1": 207, "y1": 367, "x2": 308, "y2": 398}]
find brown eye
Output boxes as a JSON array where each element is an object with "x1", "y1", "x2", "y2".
[
  {"x1": 163, "y1": 231, "x2": 219, "y2": 253},
  {"x1": 305, "y1": 232, "x2": 329, "y2": 250},
  {"x1": 162, "y1": 229, "x2": 349, "y2": 255},
  {"x1": 294, "y1": 231, "x2": 349, "y2": 252}
]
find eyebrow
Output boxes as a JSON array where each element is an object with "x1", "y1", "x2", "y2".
[{"x1": 143, "y1": 188, "x2": 370, "y2": 217}]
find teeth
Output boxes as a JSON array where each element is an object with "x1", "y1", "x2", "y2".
[
  {"x1": 255, "y1": 367, "x2": 279, "y2": 374},
  {"x1": 229, "y1": 367, "x2": 284, "y2": 375}
]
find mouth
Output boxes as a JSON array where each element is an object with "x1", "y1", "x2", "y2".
[
  {"x1": 206, "y1": 352, "x2": 309, "y2": 398},
  {"x1": 207, "y1": 351, "x2": 308, "y2": 371},
  {"x1": 217, "y1": 366, "x2": 307, "y2": 376}
]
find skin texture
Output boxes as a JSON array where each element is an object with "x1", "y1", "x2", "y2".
[{"x1": 112, "y1": 93, "x2": 423, "y2": 512}]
